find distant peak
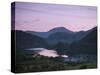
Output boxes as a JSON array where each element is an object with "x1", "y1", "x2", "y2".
[
  {"x1": 52, "y1": 27, "x2": 67, "y2": 30},
  {"x1": 92, "y1": 26, "x2": 97, "y2": 30},
  {"x1": 48, "y1": 27, "x2": 73, "y2": 33}
]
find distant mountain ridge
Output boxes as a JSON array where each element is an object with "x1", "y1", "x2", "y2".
[
  {"x1": 26, "y1": 27, "x2": 90, "y2": 44},
  {"x1": 48, "y1": 27, "x2": 74, "y2": 34},
  {"x1": 68, "y1": 27, "x2": 97, "y2": 54},
  {"x1": 26, "y1": 27, "x2": 74, "y2": 38},
  {"x1": 12, "y1": 30, "x2": 47, "y2": 49}
]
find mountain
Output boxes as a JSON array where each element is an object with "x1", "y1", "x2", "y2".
[
  {"x1": 26, "y1": 27, "x2": 88, "y2": 44},
  {"x1": 47, "y1": 32, "x2": 74, "y2": 44},
  {"x1": 78, "y1": 27, "x2": 97, "y2": 44},
  {"x1": 12, "y1": 30, "x2": 47, "y2": 49},
  {"x1": 69, "y1": 27, "x2": 97, "y2": 54},
  {"x1": 47, "y1": 27, "x2": 97, "y2": 55},
  {"x1": 47, "y1": 28, "x2": 88, "y2": 44},
  {"x1": 26, "y1": 27, "x2": 74, "y2": 38},
  {"x1": 26, "y1": 31, "x2": 49, "y2": 38},
  {"x1": 12, "y1": 30, "x2": 48, "y2": 62},
  {"x1": 48, "y1": 27, "x2": 74, "y2": 34}
]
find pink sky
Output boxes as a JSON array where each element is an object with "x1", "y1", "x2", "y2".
[{"x1": 13, "y1": 2, "x2": 97, "y2": 32}]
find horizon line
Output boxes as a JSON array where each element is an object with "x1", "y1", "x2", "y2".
[{"x1": 13, "y1": 26, "x2": 97, "y2": 32}]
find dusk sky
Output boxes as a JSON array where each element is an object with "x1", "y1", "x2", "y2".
[{"x1": 14, "y1": 2, "x2": 97, "y2": 32}]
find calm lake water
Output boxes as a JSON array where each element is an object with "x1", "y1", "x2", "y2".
[
  {"x1": 26, "y1": 48, "x2": 68, "y2": 58},
  {"x1": 26, "y1": 48, "x2": 96, "y2": 63}
]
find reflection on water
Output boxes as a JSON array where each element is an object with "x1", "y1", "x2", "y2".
[
  {"x1": 27, "y1": 48, "x2": 59, "y2": 57},
  {"x1": 26, "y1": 48, "x2": 68, "y2": 57},
  {"x1": 26, "y1": 48, "x2": 96, "y2": 63}
]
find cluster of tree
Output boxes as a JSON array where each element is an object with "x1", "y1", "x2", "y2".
[
  {"x1": 15, "y1": 55, "x2": 66, "y2": 73},
  {"x1": 15, "y1": 55, "x2": 97, "y2": 73}
]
